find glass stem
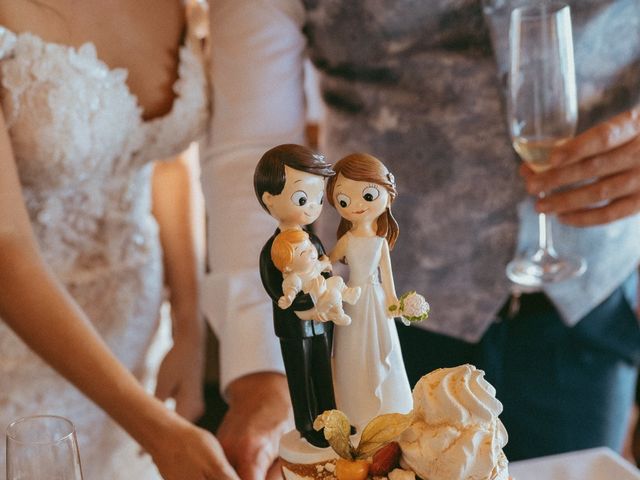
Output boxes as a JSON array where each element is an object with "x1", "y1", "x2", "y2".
[{"x1": 537, "y1": 192, "x2": 556, "y2": 256}]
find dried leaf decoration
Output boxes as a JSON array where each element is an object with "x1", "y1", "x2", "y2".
[
  {"x1": 355, "y1": 412, "x2": 413, "y2": 459},
  {"x1": 313, "y1": 410, "x2": 355, "y2": 460}
]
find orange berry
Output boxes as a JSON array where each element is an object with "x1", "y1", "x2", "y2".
[{"x1": 335, "y1": 458, "x2": 370, "y2": 480}]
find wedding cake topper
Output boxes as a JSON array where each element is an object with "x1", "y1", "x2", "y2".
[
  {"x1": 254, "y1": 144, "x2": 338, "y2": 448},
  {"x1": 255, "y1": 146, "x2": 429, "y2": 455}
]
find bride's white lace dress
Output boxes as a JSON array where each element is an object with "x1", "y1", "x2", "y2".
[{"x1": 0, "y1": 22, "x2": 208, "y2": 479}]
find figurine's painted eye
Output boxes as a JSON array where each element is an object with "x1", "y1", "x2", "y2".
[
  {"x1": 291, "y1": 191, "x2": 308, "y2": 206},
  {"x1": 319, "y1": 193, "x2": 324, "y2": 205},
  {"x1": 336, "y1": 193, "x2": 351, "y2": 208},
  {"x1": 362, "y1": 186, "x2": 380, "y2": 202}
]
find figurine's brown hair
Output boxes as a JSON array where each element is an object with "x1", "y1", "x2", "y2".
[
  {"x1": 326, "y1": 153, "x2": 399, "y2": 250},
  {"x1": 254, "y1": 144, "x2": 335, "y2": 212},
  {"x1": 271, "y1": 229, "x2": 309, "y2": 272}
]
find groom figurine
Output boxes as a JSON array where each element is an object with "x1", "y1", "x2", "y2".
[{"x1": 254, "y1": 144, "x2": 336, "y2": 448}]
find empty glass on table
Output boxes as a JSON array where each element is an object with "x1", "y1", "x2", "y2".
[{"x1": 6, "y1": 415, "x2": 83, "y2": 480}]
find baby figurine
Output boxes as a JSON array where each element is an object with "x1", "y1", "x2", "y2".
[{"x1": 271, "y1": 229, "x2": 360, "y2": 326}]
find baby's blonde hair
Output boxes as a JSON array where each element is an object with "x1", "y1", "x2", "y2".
[{"x1": 271, "y1": 229, "x2": 309, "y2": 272}]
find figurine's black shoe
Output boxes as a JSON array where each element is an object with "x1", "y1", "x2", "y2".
[
  {"x1": 350, "y1": 425, "x2": 357, "y2": 435},
  {"x1": 302, "y1": 429, "x2": 329, "y2": 448}
]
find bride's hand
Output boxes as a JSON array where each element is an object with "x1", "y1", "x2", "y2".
[
  {"x1": 149, "y1": 414, "x2": 240, "y2": 480},
  {"x1": 155, "y1": 329, "x2": 205, "y2": 422},
  {"x1": 386, "y1": 295, "x2": 399, "y2": 311}
]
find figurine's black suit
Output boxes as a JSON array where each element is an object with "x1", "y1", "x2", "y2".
[{"x1": 259, "y1": 228, "x2": 336, "y2": 447}]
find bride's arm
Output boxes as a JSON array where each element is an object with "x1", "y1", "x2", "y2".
[
  {"x1": 152, "y1": 145, "x2": 206, "y2": 423},
  {"x1": 379, "y1": 239, "x2": 399, "y2": 312},
  {"x1": 0, "y1": 109, "x2": 237, "y2": 480}
]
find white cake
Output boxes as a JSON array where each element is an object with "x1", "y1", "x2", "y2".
[
  {"x1": 279, "y1": 364, "x2": 512, "y2": 480},
  {"x1": 279, "y1": 430, "x2": 338, "y2": 480}
]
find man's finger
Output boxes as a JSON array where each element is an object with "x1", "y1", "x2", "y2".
[
  {"x1": 537, "y1": 167, "x2": 640, "y2": 214},
  {"x1": 527, "y1": 136, "x2": 640, "y2": 195},
  {"x1": 550, "y1": 107, "x2": 640, "y2": 167},
  {"x1": 557, "y1": 192, "x2": 640, "y2": 227}
]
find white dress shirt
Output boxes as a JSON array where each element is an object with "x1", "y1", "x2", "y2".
[{"x1": 201, "y1": 0, "x2": 306, "y2": 392}]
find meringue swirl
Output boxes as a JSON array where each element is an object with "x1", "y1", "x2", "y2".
[{"x1": 399, "y1": 364, "x2": 509, "y2": 480}]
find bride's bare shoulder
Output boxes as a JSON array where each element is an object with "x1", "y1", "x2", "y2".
[{"x1": 0, "y1": 1, "x2": 66, "y2": 39}]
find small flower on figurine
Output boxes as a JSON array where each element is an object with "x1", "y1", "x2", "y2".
[
  {"x1": 389, "y1": 291, "x2": 430, "y2": 326},
  {"x1": 386, "y1": 171, "x2": 395, "y2": 185}
]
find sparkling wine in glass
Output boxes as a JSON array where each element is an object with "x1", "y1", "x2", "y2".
[
  {"x1": 6, "y1": 415, "x2": 84, "y2": 480},
  {"x1": 506, "y1": 1, "x2": 586, "y2": 287}
]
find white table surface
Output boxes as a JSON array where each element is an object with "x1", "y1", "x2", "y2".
[{"x1": 510, "y1": 447, "x2": 640, "y2": 480}]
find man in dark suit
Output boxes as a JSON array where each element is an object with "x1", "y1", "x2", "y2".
[{"x1": 254, "y1": 144, "x2": 336, "y2": 447}]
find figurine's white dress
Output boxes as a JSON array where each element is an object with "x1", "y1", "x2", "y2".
[
  {"x1": 0, "y1": 24, "x2": 208, "y2": 480},
  {"x1": 332, "y1": 233, "x2": 412, "y2": 429}
]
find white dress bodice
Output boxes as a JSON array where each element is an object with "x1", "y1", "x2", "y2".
[
  {"x1": 0, "y1": 24, "x2": 208, "y2": 479},
  {"x1": 345, "y1": 233, "x2": 383, "y2": 287},
  {"x1": 332, "y1": 233, "x2": 412, "y2": 430},
  {"x1": 0, "y1": 26, "x2": 208, "y2": 284}
]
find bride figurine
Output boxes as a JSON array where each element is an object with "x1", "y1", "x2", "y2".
[{"x1": 326, "y1": 152, "x2": 413, "y2": 430}]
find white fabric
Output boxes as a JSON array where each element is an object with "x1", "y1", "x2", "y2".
[
  {"x1": 0, "y1": 23, "x2": 208, "y2": 479},
  {"x1": 332, "y1": 233, "x2": 412, "y2": 430},
  {"x1": 510, "y1": 447, "x2": 640, "y2": 480},
  {"x1": 201, "y1": 0, "x2": 307, "y2": 392}
]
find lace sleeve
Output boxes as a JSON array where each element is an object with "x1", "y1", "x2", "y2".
[{"x1": 0, "y1": 27, "x2": 16, "y2": 61}]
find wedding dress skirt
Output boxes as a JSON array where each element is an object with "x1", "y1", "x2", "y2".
[{"x1": 332, "y1": 233, "x2": 413, "y2": 430}]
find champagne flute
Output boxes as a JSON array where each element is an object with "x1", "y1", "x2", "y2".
[
  {"x1": 506, "y1": 1, "x2": 586, "y2": 287},
  {"x1": 6, "y1": 415, "x2": 84, "y2": 480}
]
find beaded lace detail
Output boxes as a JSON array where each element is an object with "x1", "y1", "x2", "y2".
[{"x1": 0, "y1": 24, "x2": 208, "y2": 479}]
